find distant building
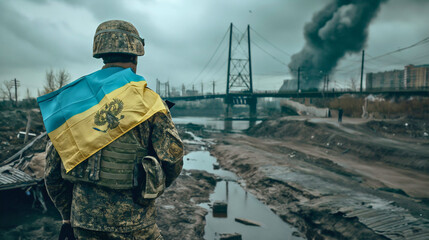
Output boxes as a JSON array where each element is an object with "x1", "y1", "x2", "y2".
[
  {"x1": 366, "y1": 64, "x2": 429, "y2": 90},
  {"x1": 366, "y1": 70, "x2": 404, "y2": 90},
  {"x1": 185, "y1": 89, "x2": 198, "y2": 96},
  {"x1": 170, "y1": 87, "x2": 181, "y2": 97},
  {"x1": 404, "y1": 64, "x2": 429, "y2": 88}
]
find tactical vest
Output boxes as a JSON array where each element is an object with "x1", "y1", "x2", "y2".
[{"x1": 61, "y1": 131, "x2": 165, "y2": 199}]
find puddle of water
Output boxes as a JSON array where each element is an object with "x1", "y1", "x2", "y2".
[
  {"x1": 204, "y1": 180, "x2": 303, "y2": 240},
  {"x1": 183, "y1": 151, "x2": 304, "y2": 240},
  {"x1": 184, "y1": 151, "x2": 237, "y2": 181}
]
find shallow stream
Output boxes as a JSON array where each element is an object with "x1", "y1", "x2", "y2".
[{"x1": 184, "y1": 149, "x2": 304, "y2": 240}]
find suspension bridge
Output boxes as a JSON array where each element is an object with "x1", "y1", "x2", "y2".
[{"x1": 156, "y1": 23, "x2": 428, "y2": 124}]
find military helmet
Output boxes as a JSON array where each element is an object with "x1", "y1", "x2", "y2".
[{"x1": 93, "y1": 20, "x2": 145, "y2": 58}]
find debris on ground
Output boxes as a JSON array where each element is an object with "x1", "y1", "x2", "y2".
[
  {"x1": 1, "y1": 110, "x2": 218, "y2": 240},
  {"x1": 219, "y1": 233, "x2": 242, "y2": 240},
  {"x1": 213, "y1": 201, "x2": 228, "y2": 218},
  {"x1": 234, "y1": 217, "x2": 261, "y2": 227}
]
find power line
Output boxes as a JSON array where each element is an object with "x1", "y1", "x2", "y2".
[
  {"x1": 366, "y1": 36, "x2": 429, "y2": 61},
  {"x1": 250, "y1": 26, "x2": 291, "y2": 57},
  {"x1": 191, "y1": 27, "x2": 230, "y2": 85}
]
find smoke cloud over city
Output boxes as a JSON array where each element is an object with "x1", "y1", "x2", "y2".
[{"x1": 288, "y1": 0, "x2": 388, "y2": 89}]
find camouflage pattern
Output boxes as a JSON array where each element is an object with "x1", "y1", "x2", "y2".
[
  {"x1": 61, "y1": 131, "x2": 144, "y2": 190},
  {"x1": 74, "y1": 224, "x2": 163, "y2": 240},
  {"x1": 140, "y1": 156, "x2": 166, "y2": 199},
  {"x1": 45, "y1": 106, "x2": 184, "y2": 233},
  {"x1": 45, "y1": 141, "x2": 73, "y2": 220},
  {"x1": 93, "y1": 20, "x2": 145, "y2": 58}
]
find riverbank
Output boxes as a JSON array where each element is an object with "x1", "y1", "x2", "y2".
[
  {"x1": 2, "y1": 112, "x2": 428, "y2": 239},
  {"x1": 208, "y1": 116, "x2": 429, "y2": 240}
]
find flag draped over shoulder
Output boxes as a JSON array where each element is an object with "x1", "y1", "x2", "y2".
[{"x1": 37, "y1": 67, "x2": 166, "y2": 172}]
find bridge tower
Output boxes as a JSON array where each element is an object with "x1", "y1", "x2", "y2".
[{"x1": 225, "y1": 23, "x2": 257, "y2": 128}]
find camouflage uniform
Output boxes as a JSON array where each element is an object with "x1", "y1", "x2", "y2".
[{"x1": 45, "y1": 101, "x2": 183, "y2": 239}]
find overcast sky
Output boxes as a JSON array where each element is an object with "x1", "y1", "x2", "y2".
[{"x1": 0, "y1": 0, "x2": 428, "y2": 98}]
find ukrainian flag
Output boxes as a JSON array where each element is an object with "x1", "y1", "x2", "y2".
[{"x1": 38, "y1": 67, "x2": 166, "y2": 172}]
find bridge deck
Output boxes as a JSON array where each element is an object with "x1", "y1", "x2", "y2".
[{"x1": 165, "y1": 89, "x2": 429, "y2": 101}]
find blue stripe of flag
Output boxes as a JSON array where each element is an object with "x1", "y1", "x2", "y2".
[{"x1": 37, "y1": 67, "x2": 145, "y2": 133}]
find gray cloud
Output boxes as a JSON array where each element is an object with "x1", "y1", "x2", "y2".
[{"x1": 0, "y1": 0, "x2": 428, "y2": 98}]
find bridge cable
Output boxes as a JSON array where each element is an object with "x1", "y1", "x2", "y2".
[
  {"x1": 250, "y1": 26, "x2": 292, "y2": 57},
  {"x1": 191, "y1": 27, "x2": 230, "y2": 85},
  {"x1": 198, "y1": 39, "x2": 229, "y2": 84},
  {"x1": 251, "y1": 39, "x2": 288, "y2": 66}
]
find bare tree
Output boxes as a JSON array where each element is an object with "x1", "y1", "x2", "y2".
[
  {"x1": 44, "y1": 69, "x2": 56, "y2": 94},
  {"x1": 2, "y1": 80, "x2": 14, "y2": 102},
  {"x1": 0, "y1": 87, "x2": 6, "y2": 101},
  {"x1": 57, "y1": 69, "x2": 70, "y2": 89},
  {"x1": 43, "y1": 69, "x2": 70, "y2": 94}
]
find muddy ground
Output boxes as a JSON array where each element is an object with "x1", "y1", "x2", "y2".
[
  {"x1": 209, "y1": 116, "x2": 429, "y2": 240},
  {"x1": 0, "y1": 169, "x2": 217, "y2": 240},
  {"x1": 2, "y1": 108, "x2": 429, "y2": 239},
  {"x1": 0, "y1": 108, "x2": 217, "y2": 240}
]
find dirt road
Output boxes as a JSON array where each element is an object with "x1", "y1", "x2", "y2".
[{"x1": 209, "y1": 117, "x2": 429, "y2": 240}]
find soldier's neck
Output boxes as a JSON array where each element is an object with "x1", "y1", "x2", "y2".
[{"x1": 102, "y1": 62, "x2": 137, "y2": 73}]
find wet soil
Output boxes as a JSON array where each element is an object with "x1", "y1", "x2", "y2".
[
  {"x1": 2, "y1": 109, "x2": 429, "y2": 239},
  {"x1": 157, "y1": 170, "x2": 217, "y2": 239},
  {"x1": 1, "y1": 110, "x2": 218, "y2": 240},
  {"x1": 0, "y1": 169, "x2": 217, "y2": 240},
  {"x1": 209, "y1": 117, "x2": 429, "y2": 240}
]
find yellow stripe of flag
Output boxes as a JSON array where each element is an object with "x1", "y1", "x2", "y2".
[{"x1": 50, "y1": 80, "x2": 166, "y2": 172}]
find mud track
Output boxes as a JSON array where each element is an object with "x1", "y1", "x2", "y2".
[{"x1": 209, "y1": 117, "x2": 429, "y2": 240}]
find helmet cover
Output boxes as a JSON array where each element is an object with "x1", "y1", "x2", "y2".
[{"x1": 93, "y1": 20, "x2": 145, "y2": 58}]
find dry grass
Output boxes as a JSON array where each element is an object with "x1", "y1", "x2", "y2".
[{"x1": 327, "y1": 96, "x2": 429, "y2": 119}]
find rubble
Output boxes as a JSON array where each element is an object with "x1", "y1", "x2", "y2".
[
  {"x1": 213, "y1": 201, "x2": 228, "y2": 218},
  {"x1": 0, "y1": 165, "x2": 37, "y2": 191},
  {"x1": 0, "y1": 110, "x2": 218, "y2": 240}
]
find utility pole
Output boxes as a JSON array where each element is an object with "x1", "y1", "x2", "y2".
[
  {"x1": 326, "y1": 74, "x2": 330, "y2": 91},
  {"x1": 360, "y1": 50, "x2": 365, "y2": 93},
  {"x1": 182, "y1": 84, "x2": 185, "y2": 96},
  {"x1": 14, "y1": 78, "x2": 18, "y2": 106},
  {"x1": 226, "y1": 22, "x2": 233, "y2": 95},
  {"x1": 323, "y1": 74, "x2": 326, "y2": 92},
  {"x1": 201, "y1": 82, "x2": 203, "y2": 95},
  {"x1": 212, "y1": 81, "x2": 215, "y2": 95},
  {"x1": 297, "y1": 67, "x2": 301, "y2": 92}
]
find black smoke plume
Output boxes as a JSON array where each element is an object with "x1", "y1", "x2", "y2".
[{"x1": 288, "y1": 0, "x2": 387, "y2": 89}]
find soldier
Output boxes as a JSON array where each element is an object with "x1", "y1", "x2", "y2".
[{"x1": 39, "y1": 20, "x2": 184, "y2": 240}]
